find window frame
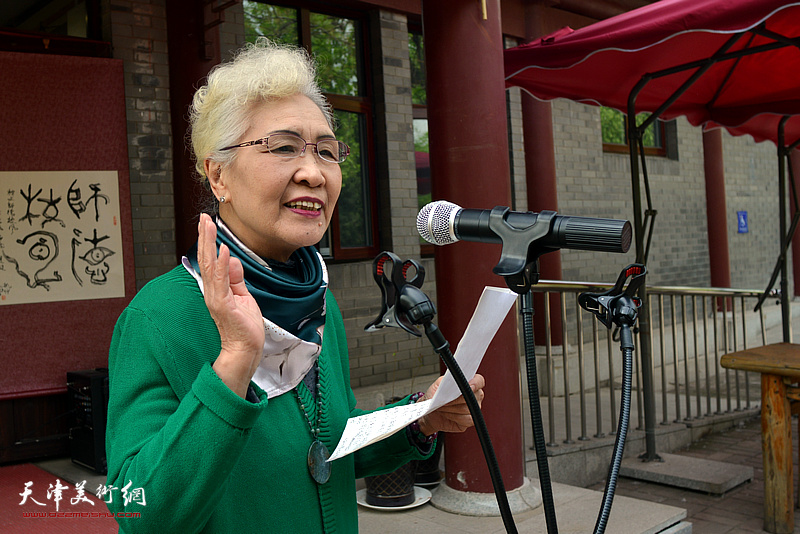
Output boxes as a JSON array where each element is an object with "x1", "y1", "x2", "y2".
[
  {"x1": 244, "y1": 1, "x2": 380, "y2": 261},
  {"x1": 325, "y1": 93, "x2": 380, "y2": 261}
]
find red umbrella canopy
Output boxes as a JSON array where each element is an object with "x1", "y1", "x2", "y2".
[{"x1": 504, "y1": 0, "x2": 800, "y2": 146}]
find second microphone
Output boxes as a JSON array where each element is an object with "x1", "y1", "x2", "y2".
[{"x1": 417, "y1": 200, "x2": 632, "y2": 254}]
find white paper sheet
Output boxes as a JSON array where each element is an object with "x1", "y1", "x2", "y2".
[{"x1": 328, "y1": 286, "x2": 518, "y2": 462}]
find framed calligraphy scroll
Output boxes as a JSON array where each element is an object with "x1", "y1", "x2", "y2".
[
  {"x1": 0, "y1": 51, "x2": 135, "y2": 399},
  {"x1": 0, "y1": 171, "x2": 124, "y2": 305}
]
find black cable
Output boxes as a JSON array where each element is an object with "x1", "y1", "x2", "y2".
[
  {"x1": 423, "y1": 321, "x2": 519, "y2": 534},
  {"x1": 593, "y1": 326, "x2": 634, "y2": 534},
  {"x1": 12, "y1": 409, "x2": 76, "y2": 445}
]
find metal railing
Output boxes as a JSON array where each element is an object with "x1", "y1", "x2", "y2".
[{"x1": 527, "y1": 281, "x2": 777, "y2": 448}]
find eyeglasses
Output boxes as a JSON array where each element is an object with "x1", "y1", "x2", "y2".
[{"x1": 219, "y1": 133, "x2": 350, "y2": 164}]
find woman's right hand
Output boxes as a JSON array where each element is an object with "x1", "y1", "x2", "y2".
[{"x1": 197, "y1": 213, "x2": 265, "y2": 398}]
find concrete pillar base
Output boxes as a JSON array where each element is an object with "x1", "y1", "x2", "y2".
[{"x1": 430, "y1": 476, "x2": 542, "y2": 516}]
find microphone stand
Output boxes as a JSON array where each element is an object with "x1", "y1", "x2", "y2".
[
  {"x1": 504, "y1": 262, "x2": 561, "y2": 534},
  {"x1": 414, "y1": 204, "x2": 634, "y2": 534},
  {"x1": 523, "y1": 288, "x2": 561, "y2": 533},
  {"x1": 462, "y1": 208, "x2": 577, "y2": 534},
  {"x1": 578, "y1": 264, "x2": 645, "y2": 534}
]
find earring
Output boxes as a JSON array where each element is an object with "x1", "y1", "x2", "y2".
[{"x1": 219, "y1": 196, "x2": 226, "y2": 204}]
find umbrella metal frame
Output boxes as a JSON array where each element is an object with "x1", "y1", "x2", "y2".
[{"x1": 625, "y1": 22, "x2": 800, "y2": 460}]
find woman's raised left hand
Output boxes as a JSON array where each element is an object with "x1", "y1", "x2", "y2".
[
  {"x1": 415, "y1": 374, "x2": 485, "y2": 436},
  {"x1": 197, "y1": 213, "x2": 265, "y2": 398}
]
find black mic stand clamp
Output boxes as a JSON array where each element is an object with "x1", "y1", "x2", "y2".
[
  {"x1": 364, "y1": 251, "x2": 427, "y2": 337},
  {"x1": 488, "y1": 206, "x2": 556, "y2": 294},
  {"x1": 578, "y1": 264, "x2": 647, "y2": 347}
]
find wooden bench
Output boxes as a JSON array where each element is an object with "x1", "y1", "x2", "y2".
[{"x1": 721, "y1": 342, "x2": 800, "y2": 534}]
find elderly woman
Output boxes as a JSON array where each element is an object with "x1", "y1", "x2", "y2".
[{"x1": 105, "y1": 39, "x2": 485, "y2": 533}]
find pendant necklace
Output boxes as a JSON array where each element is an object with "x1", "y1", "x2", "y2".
[{"x1": 294, "y1": 365, "x2": 331, "y2": 484}]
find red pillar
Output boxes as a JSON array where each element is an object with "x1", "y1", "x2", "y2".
[
  {"x1": 166, "y1": 0, "x2": 222, "y2": 258},
  {"x1": 703, "y1": 129, "x2": 732, "y2": 290},
  {"x1": 423, "y1": 0, "x2": 524, "y2": 493},
  {"x1": 523, "y1": 3, "x2": 563, "y2": 346}
]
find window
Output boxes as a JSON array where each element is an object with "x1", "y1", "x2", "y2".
[
  {"x1": 0, "y1": 0, "x2": 109, "y2": 57},
  {"x1": 244, "y1": 1, "x2": 378, "y2": 260},
  {"x1": 601, "y1": 107, "x2": 666, "y2": 157},
  {"x1": 409, "y1": 28, "x2": 432, "y2": 253}
]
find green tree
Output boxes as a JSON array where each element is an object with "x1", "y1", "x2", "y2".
[
  {"x1": 310, "y1": 13, "x2": 360, "y2": 97},
  {"x1": 334, "y1": 110, "x2": 368, "y2": 248},
  {"x1": 601, "y1": 107, "x2": 625, "y2": 144},
  {"x1": 243, "y1": 2, "x2": 298, "y2": 45},
  {"x1": 409, "y1": 32, "x2": 426, "y2": 106}
]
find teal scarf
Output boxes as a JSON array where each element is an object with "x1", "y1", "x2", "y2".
[{"x1": 187, "y1": 218, "x2": 327, "y2": 344}]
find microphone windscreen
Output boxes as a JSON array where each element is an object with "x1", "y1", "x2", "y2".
[{"x1": 417, "y1": 201, "x2": 461, "y2": 245}]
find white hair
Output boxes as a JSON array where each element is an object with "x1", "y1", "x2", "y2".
[{"x1": 189, "y1": 37, "x2": 333, "y2": 181}]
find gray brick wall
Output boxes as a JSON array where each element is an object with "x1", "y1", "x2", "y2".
[
  {"x1": 326, "y1": 258, "x2": 438, "y2": 389},
  {"x1": 111, "y1": 0, "x2": 176, "y2": 290},
  {"x1": 505, "y1": 37, "x2": 528, "y2": 213},
  {"x1": 550, "y1": 99, "x2": 784, "y2": 293},
  {"x1": 723, "y1": 132, "x2": 782, "y2": 290},
  {"x1": 551, "y1": 99, "x2": 639, "y2": 285},
  {"x1": 219, "y1": 1, "x2": 246, "y2": 59},
  {"x1": 377, "y1": 11, "x2": 421, "y2": 259}
]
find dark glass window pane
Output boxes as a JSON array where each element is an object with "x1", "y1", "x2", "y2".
[
  {"x1": 243, "y1": 2, "x2": 299, "y2": 46},
  {"x1": 317, "y1": 227, "x2": 331, "y2": 257},
  {"x1": 3, "y1": 0, "x2": 89, "y2": 37},
  {"x1": 414, "y1": 118, "x2": 430, "y2": 209},
  {"x1": 310, "y1": 13, "x2": 361, "y2": 97},
  {"x1": 409, "y1": 32, "x2": 426, "y2": 106},
  {"x1": 335, "y1": 110, "x2": 371, "y2": 248}
]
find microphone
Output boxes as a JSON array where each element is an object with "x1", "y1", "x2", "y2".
[{"x1": 417, "y1": 200, "x2": 632, "y2": 254}]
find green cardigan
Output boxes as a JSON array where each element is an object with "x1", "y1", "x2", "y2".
[{"x1": 105, "y1": 266, "x2": 431, "y2": 533}]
